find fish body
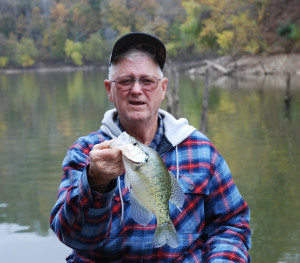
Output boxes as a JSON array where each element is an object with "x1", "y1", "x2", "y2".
[{"x1": 110, "y1": 132, "x2": 184, "y2": 248}]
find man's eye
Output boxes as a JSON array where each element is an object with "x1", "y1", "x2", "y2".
[
  {"x1": 141, "y1": 78, "x2": 154, "y2": 85},
  {"x1": 118, "y1": 78, "x2": 133, "y2": 86}
]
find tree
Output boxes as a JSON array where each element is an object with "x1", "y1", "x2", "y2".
[
  {"x1": 0, "y1": 0, "x2": 298, "y2": 67},
  {"x1": 65, "y1": 38, "x2": 83, "y2": 66},
  {"x1": 179, "y1": 0, "x2": 203, "y2": 55},
  {"x1": 0, "y1": 32, "x2": 11, "y2": 67},
  {"x1": 83, "y1": 32, "x2": 105, "y2": 63},
  {"x1": 30, "y1": 6, "x2": 46, "y2": 44},
  {"x1": 103, "y1": 0, "x2": 132, "y2": 36},
  {"x1": 14, "y1": 37, "x2": 38, "y2": 67},
  {"x1": 49, "y1": 3, "x2": 69, "y2": 60},
  {"x1": 16, "y1": 14, "x2": 28, "y2": 39},
  {"x1": 68, "y1": 0, "x2": 101, "y2": 42},
  {"x1": 193, "y1": 0, "x2": 265, "y2": 55},
  {"x1": 0, "y1": 13, "x2": 16, "y2": 37},
  {"x1": 0, "y1": 33, "x2": 18, "y2": 66}
]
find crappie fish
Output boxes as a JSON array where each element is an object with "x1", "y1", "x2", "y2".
[{"x1": 110, "y1": 131, "x2": 185, "y2": 248}]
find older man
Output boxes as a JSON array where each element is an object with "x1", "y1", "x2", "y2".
[{"x1": 50, "y1": 32, "x2": 251, "y2": 262}]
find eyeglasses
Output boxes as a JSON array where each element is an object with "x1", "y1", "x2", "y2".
[{"x1": 110, "y1": 75, "x2": 161, "y2": 91}]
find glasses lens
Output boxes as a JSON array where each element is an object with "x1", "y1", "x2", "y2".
[
  {"x1": 116, "y1": 77, "x2": 133, "y2": 90},
  {"x1": 115, "y1": 76, "x2": 159, "y2": 91},
  {"x1": 140, "y1": 76, "x2": 158, "y2": 90}
]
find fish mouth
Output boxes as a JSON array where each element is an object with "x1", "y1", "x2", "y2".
[{"x1": 125, "y1": 156, "x2": 147, "y2": 165}]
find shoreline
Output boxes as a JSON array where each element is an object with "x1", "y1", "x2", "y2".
[
  {"x1": 1, "y1": 54, "x2": 300, "y2": 76},
  {"x1": 186, "y1": 54, "x2": 300, "y2": 77},
  {"x1": 0, "y1": 64, "x2": 107, "y2": 74}
]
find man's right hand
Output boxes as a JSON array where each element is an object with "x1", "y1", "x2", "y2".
[{"x1": 88, "y1": 140, "x2": 124, "y2": 193}]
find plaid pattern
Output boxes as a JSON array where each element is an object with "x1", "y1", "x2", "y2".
[
  {"x1": 50, "y1": 128, "x2": 251, "y2": 262},
  {"x1": 116, "y1": 114, "x2": 164, "y2": 150}
]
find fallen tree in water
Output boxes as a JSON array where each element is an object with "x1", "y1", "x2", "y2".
[{"x1": 170, "y1": 54, "x2": 300, "y2": 77}]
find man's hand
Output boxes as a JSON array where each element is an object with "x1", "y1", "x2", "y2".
[{"x1": 88, "y1": 140, "x2": 124, "y2": 193}]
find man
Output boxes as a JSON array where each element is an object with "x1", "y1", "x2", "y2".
[{"x1": 50, "y1": 32, "x2": 251, "y2": 262}]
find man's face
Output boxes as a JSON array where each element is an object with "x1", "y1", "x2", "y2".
[{"x1": 105, "y1": 55, "x2": 167, "y2": 128}]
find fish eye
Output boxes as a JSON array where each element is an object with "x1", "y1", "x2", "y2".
[{"x1": 133, "y1": 142, "x2": 137, "y2": 146}]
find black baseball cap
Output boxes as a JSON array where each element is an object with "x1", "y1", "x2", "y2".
[{"x1": 109, "y1": 32, "x2": 166, "y2": 70}]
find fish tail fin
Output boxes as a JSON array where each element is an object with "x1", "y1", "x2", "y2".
[{"x1": 153, "y1": 220, "x2": 179, "y2": 248}]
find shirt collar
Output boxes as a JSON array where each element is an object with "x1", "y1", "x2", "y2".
[{"x1": 116, "y1": 114, "x2": 164, "y2": 151}]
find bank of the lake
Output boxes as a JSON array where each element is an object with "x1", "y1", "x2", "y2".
[{"x1": 1, "y1": 54, "x2": 300, "y2": 77}]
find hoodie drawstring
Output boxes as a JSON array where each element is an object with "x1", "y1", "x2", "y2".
[
  {"x1": 175, "y1": 146, "x2": 179, "y2": 181},
  {"x1": 175, "y1": 145, "x2": 182, "y2": 212},
  {"x1": 118, "y1": 176, "x2": 124, "y2": 224}
]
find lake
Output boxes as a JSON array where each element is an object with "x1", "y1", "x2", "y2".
[{"x1": 0, "y1": 69, "x2": 299, "y2": 262}]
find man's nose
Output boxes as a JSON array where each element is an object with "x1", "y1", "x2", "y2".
[{"x1": 130, "y1": 80, "x2": 143, "y2": 93}]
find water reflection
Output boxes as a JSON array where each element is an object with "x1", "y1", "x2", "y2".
[
  {"x1": 0, "y1": 70, "x2": 110, "y2": 235},
  {"x1": 0, "y1": 70, "x2": 299, "y2": 263},
  {"x1": 0, "y1": 223, "x2": 71, "y2": 262}
]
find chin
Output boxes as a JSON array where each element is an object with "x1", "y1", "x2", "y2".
[
  {"x1": 126, "y1": 111, "x2": 151, "y2": 123},
  {"x1": 128, "y1": 114, "x2": 147, "y2": 122}
]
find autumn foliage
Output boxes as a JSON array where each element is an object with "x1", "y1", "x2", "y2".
[{"x1": 0, "y1": 0, "x2": 299, "y2": 68}]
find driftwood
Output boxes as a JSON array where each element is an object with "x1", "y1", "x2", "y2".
[
  {"x1": 199, "y1": 68, "x2": 210, "y2": 133},
  {"x1": 170, "y1": 60, "x2": 231, "y2": 75},
  {"x1": 166, "y1": 64, "x2": 212, "y2": 127},
  {"x1": 165, "y1": 59, "x2": 231, "y2": 119},
  {"x1": 284, "y1": 73, "x2": 292, "y2": 113},
  {"x1": 165, "y1": 54, "x2": 297, "y2": 128},
  {"x1": 169, "y1": 54, "x2": 300, "y2": 77}
]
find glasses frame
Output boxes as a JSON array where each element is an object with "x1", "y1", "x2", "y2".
[{"x1": 110, "y1": 75, "x2": 161, "y2": 92}]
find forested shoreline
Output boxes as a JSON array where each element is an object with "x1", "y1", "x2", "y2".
[{"x1": 0, "y1": 0, "x2": 300, "y2": 69}]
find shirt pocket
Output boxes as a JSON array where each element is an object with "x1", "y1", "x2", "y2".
[{"x1": 172, "y1": 173, "x2": 209, "y2": 234}]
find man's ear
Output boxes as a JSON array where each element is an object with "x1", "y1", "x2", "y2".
[
  {"x1": 104, "y1": 80, "x2": 113, "y2": 102},
  {"x1": 161, "y1": 77, "x2": 168, "y2": 100}
]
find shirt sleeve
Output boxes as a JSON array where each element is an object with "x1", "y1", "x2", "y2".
[
  {"x1": 49, "y1": 135, "x2": 116, "y2": 251},
  {"x1": 201, "y1": 152, "x2": 251, "y2": 262}
]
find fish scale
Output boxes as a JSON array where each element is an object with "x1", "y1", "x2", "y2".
[{"x1": 110, "y1": 131, "x2": 185, "y2": 248}]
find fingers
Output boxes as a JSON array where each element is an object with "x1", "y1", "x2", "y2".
[
  {"x1": 88, "y1": 139, "x2": 124, "y2": 189},
  {"x1": 91, "y1": 140, "x2": 121, "y2": 161},
  {"x1": 93, "y1": 139, "x2": 114, "y2": 150}
]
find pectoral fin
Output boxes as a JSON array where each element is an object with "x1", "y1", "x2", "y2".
[
  {"x1": 130, "y1": 191, "x2": 153, "y2": 226},
  {"x1": 169, "y1": 171, "x2": 185, "y2": 208},
  {"x1": 124, "y1": 172, "x2": 131, "y2": 190}
]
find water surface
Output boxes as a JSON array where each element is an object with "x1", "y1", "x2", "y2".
[{"x1": 0, "y1": 70, "x2": 299, "y2": 262}]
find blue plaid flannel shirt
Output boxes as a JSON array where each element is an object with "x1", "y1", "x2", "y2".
[{"x1": 50, "y1": 115, "x2": 251, "y2": 262}]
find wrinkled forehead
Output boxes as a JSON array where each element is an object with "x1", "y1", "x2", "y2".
[
  {"x1": 112, "y1": 47, "x2": 157, "y2": 66},
  {"x1": 109, "y1": 52, "x2": 161, "y2": 79},
  {"x1": 112, "y1": 50, "x2": 159, "y2": 71}
]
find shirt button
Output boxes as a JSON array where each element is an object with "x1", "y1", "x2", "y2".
[{"x1": 188, "y1": 185, "x2": 194, "y2": 191}]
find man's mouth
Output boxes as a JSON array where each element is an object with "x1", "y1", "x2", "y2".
[{"x1": 129, "y1": 101, "x2": 145, "y2": 105}]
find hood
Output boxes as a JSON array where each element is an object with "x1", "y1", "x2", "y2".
[
  {"x1": 100, "y1": 108, "x2": 196, "y2": 148},
  {"x1": 101, "y1": 109, "x2": 196, "y2": 225}
]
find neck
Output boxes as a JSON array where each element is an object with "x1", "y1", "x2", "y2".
[{"x1": 120, "y1": 118, "x2": 158, "y2": 145}]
